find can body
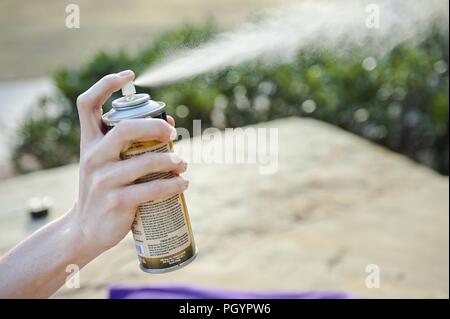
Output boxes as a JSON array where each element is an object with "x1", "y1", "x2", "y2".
[{"x1": 102, "y1": 93, "x2": 197, "y2": 273}]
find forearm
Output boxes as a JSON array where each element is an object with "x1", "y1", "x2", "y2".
[{"x1": 0, "y1": 207, "x2": 98, "y2": 298}]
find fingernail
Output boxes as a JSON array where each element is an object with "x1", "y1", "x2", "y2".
[
  {"x1": 117, "y1": 70, "x2": 134, "y2": 77},
  {"x1": 170, "y1": 127, "x2": 177, "y2": 140}
]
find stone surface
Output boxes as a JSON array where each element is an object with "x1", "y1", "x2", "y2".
[{"x1": 0, "y1": 118, "x2": 448, "y2": 298}]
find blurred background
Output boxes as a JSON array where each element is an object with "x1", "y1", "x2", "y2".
[{"x1": 0, "y1": 0, "x2": 448, "y2": 298}]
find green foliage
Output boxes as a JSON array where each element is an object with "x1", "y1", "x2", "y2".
[
  {"x1": 12, "y1": 96, "x2": 80, "y2": 172},
  {"x1": 12, "y1": 23, "x2": 449, "y2": 174}
]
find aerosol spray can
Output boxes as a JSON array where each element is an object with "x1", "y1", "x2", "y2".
[{"x1": 102, "y1": 80, "x2": 197, "y2": 273}]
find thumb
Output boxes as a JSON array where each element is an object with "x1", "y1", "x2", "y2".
[{"x1": 76, "y1": 70, "x2": 135, "y2": 147}]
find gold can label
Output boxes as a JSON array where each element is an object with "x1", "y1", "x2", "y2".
[{"x1": 121, "y1": 140, "x2": 196, "y2": 272}]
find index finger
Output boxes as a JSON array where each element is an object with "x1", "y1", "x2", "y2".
[
  {"x1": 96, "y1": 118, "x2": 177, "y2": 162},
  {"x1": 76, "y1": 70, "x2": 135, "y2": 147}
]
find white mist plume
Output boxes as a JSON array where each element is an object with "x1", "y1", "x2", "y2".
[{"x1": 135, "y1": 0, "x2": 448, "y2": 87}]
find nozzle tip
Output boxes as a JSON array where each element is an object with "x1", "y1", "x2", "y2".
[{"x1": 122, "y1": 81, "x2": 136, "y2": 97}]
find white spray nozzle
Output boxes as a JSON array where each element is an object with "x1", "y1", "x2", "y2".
[{"x1": 122, "y1": 81, "x2": 136, "y2": 97}]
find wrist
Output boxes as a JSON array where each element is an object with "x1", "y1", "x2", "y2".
[
  {"x1": 63, "y1": 205, "x2": 103, "y2": 267},
  {"x1": 0, "y1": 206, "x2": 103, "y2": 298}
]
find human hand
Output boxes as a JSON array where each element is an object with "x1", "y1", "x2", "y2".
[{"x1": 70, "y1": 70, "x2": 189, "y2": 257}]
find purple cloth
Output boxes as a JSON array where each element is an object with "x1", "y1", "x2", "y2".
[{"x1": 109, "y1": 284, "x2": 358, "y2": 299}]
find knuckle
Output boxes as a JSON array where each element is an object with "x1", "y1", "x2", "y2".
[
  {"x1": 175, "y1": 177, "x2": 186, "y2": 191},
  {"x1": 107, "y1": 191, "x2": 126, "y2": 210},
  {"x1": 151, "y1": 182, "x2": 164, "y2": 196},
  {"x1": 101, "y1": 74, "x2": 120, "y2": 86},
  {"x1": 162, "y1": 178, "x2": 182, "y2": 196},
  {"x1": 114, "y1": 119, "x2": 134, "y2": 136},
  {"x1": 76, "y1": 93, "x2": 89, "y2": 109},
  {"x1": 169, "y1": 153, "x2": 183, "y2": 166},
  {"x1": 156, "y1": 120, "x2": 172, "y2": 140},
  {"x1": 155, "y1": 118, "x2": 167, "y2": 129},
  {"x1": 80, "y1": 150, "x2": 97, "y2": 171},
  {"x1": 141, "y1": 152, "x2": 159, "y2": 169},
  {"x1": 91, "y1": 170, "x2": 109, "y2": 190},
  {"x1": 159, "y1": 153, "x2": 184, "y2": 172}
]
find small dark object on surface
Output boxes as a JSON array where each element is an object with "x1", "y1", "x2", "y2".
[{"x1": 27, "y1": 196, "x2": 53, "y2": 220}]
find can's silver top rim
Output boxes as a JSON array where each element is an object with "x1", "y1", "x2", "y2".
[
  {"x1": 112, "y1": 93, "x2": 150, "y2": 109},
  {"x1": 102, "y1": 94, "x2": 166, "y2": 126}
]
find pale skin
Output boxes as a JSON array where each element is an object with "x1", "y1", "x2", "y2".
[{"x1": 0, "y1": 70, "x2": 189, "y2": 298}]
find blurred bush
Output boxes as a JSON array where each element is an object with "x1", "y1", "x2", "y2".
[{"x1": 12, "y1": 23, "x2": 449, "y2": 174}]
